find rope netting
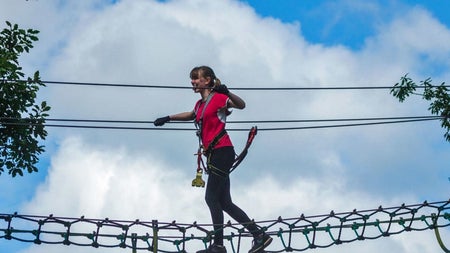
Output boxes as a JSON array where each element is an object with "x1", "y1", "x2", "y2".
[{"x1": 1, "y1": 199, "x2": 449, "y2": 252}]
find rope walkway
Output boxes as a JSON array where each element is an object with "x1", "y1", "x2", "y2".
[{"x1": 1, "y1": 200, "x2": 449, "y2": 252}]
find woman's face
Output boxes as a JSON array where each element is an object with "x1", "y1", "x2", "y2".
[{"x1": 191, "y1": 72, "x2": 211, "y2": 93}]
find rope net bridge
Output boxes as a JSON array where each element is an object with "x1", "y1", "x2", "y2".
[{"x1": 1, "y1": 200, "x2": 449, "y2": 253}]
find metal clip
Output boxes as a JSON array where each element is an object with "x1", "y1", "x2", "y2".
[{"x1": 192, "y1": 169, "x2": 205, "y2": 187}]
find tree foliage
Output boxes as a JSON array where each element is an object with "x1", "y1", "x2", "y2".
[
  {"x1": 0, "y1": 21, "x2": 50, "y2": 177},
  {"x1": 391, "y1": 74, "x2": 450, "y2": 142}
]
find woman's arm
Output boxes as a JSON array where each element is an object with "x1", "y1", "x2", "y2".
[
  {"x1": 227, "y1": 92, "x2": 246, "y2": 109},
  {"x1": 212, "y1": 83, "x2": 246, "y2": 110},
  {"x1": 169, "y1": 111, "x2": 195, "y2": 121},
  {"x1": 154, "y1": 111, "x2": 195, "y2": 126}
]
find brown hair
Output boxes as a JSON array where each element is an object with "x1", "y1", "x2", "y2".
[{"x1": 190, "y1": 66, "x2": 221, "y2": 88}]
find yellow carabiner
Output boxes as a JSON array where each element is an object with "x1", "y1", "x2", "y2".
[{"x1": 192, "y1": 169, "x2": 205, "y2": 187}]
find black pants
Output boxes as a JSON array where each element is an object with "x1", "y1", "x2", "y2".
[{"x1": 205, "y1": 146, "x2": 260, "y2": 246}]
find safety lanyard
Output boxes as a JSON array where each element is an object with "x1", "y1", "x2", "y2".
[{"x1": 193, "y1": 92, "x2": 215, "y2": 182}]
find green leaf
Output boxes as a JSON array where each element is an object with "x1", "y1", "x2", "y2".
[
  {"x1": 0, "y1": 21, "x2": 49, "y2": 177},
  {"x1": 392, "y1": 75, "x2": 450, "y2": 142}
]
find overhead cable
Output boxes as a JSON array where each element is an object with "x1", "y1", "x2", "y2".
[
  {"x1": 0, "y1": 116, "x2": 443, "y2": 131},
  {"x1": 40, "y1": 80, "x2": 449, "y2": 91}
]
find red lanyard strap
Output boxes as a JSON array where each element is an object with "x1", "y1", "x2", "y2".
[{"x1": 230, "y1": 126, "x2": 257, "y2": 173}]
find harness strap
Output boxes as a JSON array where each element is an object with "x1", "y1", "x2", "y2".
[
  {"x1": 194, "y1": 92, "x2": 224, "y2": 176},
  {"x1": 194, "y1": 92, "x2": 215, "y2": 133},
  {"x1": 202, "y1": 129, "x2": 227, "y2": 174},
  {"x1": 203, "y1": 129, "x2": 227, "y2": 157},
  {"x1": 193, "y1": 126, "x2": 257, "y2": 187},
  {"x1": 230, "y1": 126, "x2": 257, "y2": 173},
  {"x1": 192, "y1": 92, "x2": 257, "y2": 182}
]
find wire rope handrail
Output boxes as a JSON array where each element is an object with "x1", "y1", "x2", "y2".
[
  {"x1": 0, "y1": 116, "x2": 444, "y2": 132},
  {"x1": 38, "y1": 80, "x2": 450, "y2": 91},
  {"x1": 4, "y1": 79, "x2": 449, "y2": 91}
]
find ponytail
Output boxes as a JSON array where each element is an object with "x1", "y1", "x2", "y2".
[{"x1": 213, "y1": 78, "x2": 221, "y2": 88}]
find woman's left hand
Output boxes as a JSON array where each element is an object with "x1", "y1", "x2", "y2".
[{"x1": 213, "y1": 84, "x2": 229, "y2": 95}]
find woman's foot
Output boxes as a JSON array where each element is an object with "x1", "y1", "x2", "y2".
[{"x1": 248, "y1": 233, "x2": 272, "y2": 253}]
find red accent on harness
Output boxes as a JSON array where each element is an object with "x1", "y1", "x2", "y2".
[
  {"x1": 194, "y1": 126, "x2": 257, "y2": 175},
  {"x1": 231, "y1": 126, "x2": 257, "y2": 172}
]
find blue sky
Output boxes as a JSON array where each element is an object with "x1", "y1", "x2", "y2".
[
  {"x1": 242, "y1": 0, "x2": 450, "y2": 48},
  {"x1": 1, "y1": 0, "x2": 449, "y2": 253}
]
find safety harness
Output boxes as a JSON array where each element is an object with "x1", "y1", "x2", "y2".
[{"x1": 191, "y1": 92, "x2": 258, "y2": 187}]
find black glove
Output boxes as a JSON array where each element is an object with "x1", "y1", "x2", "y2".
[
  {"x1": 154, "y1": 116, "x2": 170, "y2": 126},
  {"x1": 213, "y1": 84, "x2": 229, "y2": 95}
]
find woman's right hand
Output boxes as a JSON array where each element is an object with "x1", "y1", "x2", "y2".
[{"x1": 154, "y1": 116, "x2": 170, "y2": 126}]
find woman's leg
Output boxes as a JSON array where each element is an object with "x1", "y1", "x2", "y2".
[
  {"x1": 205, "y1": 147, "x2": 272, "y2": 253},
  {"x1": 205, "y1": 171, "x2": 227, "y2": 246},
  {"x1": 207, "y1": 147, "x2": 260, "y2": 237},
  {"x1": 219, "y1": 177, "x2": 260, "y2": 236}
]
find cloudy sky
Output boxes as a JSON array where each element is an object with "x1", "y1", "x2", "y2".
[{"x1": 1, "y1": 0, "x2": 449, "y2": 252}]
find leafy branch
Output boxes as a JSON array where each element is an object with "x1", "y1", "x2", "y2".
[
  {"x1": 391, "y1": 74, "x2": 449, "y2": 142},
  {"x1": 1, "y1": 21, "x2": 51, "y2": 177}
]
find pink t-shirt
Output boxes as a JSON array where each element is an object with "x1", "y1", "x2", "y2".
[{"x1": 194, "y1": 93, "x2": 233, "y2": 150}]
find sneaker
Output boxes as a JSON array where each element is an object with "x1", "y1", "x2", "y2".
[
  {"x1": 248, "y1": 233, "x2": 272, "y2": 253},
  {"x1": 196, "y1": 244, "x2": 227, "y2": 253}
]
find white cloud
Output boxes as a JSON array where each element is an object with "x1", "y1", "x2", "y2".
[
  {"x1": 21, "y1": 136, "x2": 204, "y2": 221},
  {"x1": 16, "y1": 136, "x2": 448, "y2": 253},
  {"x1": 1, "y1": 0, "x2": 449, "y2": 252},
  {"x1": 361, "y1": 7, "x2": 450, "y2": 79}
]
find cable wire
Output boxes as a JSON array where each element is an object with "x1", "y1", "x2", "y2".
[
  {"x1": 40, "y1": 80, "x2": 449, "y2": 91},
  {"x1": 0, "y1": 116, "x2": 443, "y2": 131},
  {"x1": 40, "y1": 115, "x2": 443, "y2": 124}
]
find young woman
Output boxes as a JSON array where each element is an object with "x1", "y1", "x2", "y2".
[{"x1": 154, "y1": 66, "x2": 272, "y2": 253}]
